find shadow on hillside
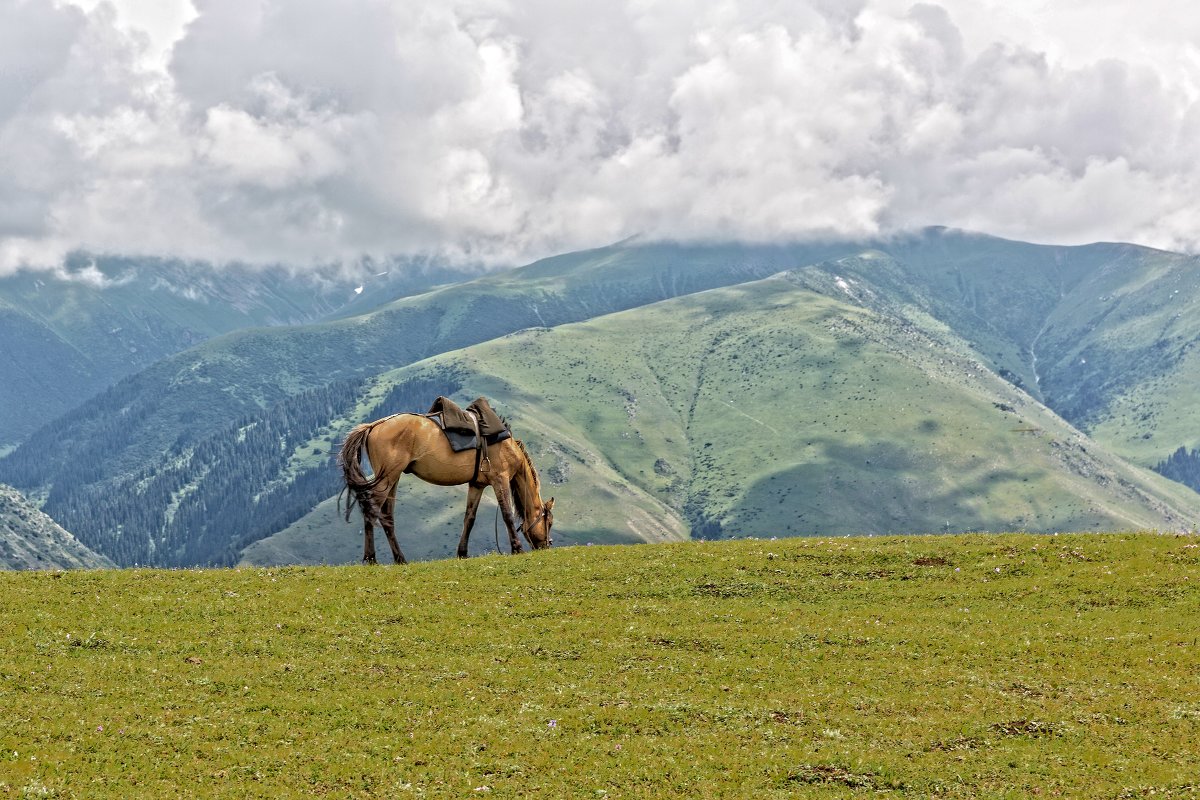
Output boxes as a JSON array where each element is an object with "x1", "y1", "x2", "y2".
[{"x1": 730, "y1": 437, "x2": 1104, "y2": 537}]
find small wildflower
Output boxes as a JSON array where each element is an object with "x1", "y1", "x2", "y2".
[{"x1": 548, "y1": 720, "x2": 558, "y2": 728}]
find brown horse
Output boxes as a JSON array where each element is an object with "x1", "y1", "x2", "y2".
[{"x1": 338, "y1": 413, "x2": 554, "y2": 563}]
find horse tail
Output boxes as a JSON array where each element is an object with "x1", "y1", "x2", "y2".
[{"x1": 338, "y1": 422, "x2": 383, "y2": 526}]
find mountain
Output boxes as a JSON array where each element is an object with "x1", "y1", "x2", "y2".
[
  {"x1": 0, "y1": 239, "x2": 858, "y2": 563},
  {"x1": 2, "y1": 229, "x2": 1199, "y2": 567},
  {"x1": 0, "y1": 484, "x2": 114, "y2": 570},
  {"x1": 0, "y1": 255, "x2": 475, "y2": 451},
  {"x1": 869, "y1": 231, "x2": 1200, "y2": 467},
  {"x1": 244, "y1": 266, "x2": 1200, "y2": 565}
]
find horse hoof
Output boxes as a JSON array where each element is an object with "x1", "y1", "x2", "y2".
[{"x1": 363, "y1": 557, "x2": 378, "y2": 565}]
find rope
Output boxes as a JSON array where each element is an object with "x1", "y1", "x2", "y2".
[
  {"x1": 492, "y1": 502, "x2": 529, "y2": 555},
  {"x1": 494, "y1": 505, "x2": 502, "y2": 554}
]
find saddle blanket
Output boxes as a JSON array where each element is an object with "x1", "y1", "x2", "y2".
[{"x1": 425, "y1": 396, "x2": 512, "y2": 453}]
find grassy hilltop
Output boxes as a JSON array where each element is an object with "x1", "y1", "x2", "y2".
[{"x1": 3, "y1": 533, "x2": 1199, "y2": 798}]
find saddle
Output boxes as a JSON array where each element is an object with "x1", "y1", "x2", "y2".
[{"x1": 425, "y1": 396, "x2": 512, "y2": 481}]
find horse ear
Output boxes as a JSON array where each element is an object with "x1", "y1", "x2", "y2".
[{"x1": 545, "y1": 497, "x2": 555, "y2": 511}]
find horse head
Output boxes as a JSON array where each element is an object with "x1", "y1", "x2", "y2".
[{"x1": 526, "y1": 497, "x2": 555, "y2": 549}]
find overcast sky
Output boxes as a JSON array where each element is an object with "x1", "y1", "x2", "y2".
[{"x1": 3, "y1": 0, "x2": 1199, "y2": 272}]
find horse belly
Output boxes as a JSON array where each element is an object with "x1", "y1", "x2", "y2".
[{"x1": 407, "y1": 449, "x2": 478, "y2": 486}]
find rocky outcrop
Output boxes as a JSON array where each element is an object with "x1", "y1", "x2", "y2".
[{"x1": 0, "y1": 484, "x2": 115, "y2": 570}]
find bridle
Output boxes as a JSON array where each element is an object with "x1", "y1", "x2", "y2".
[{"x1": 492, "y1": 503, "x2": 553, "y2": 552}]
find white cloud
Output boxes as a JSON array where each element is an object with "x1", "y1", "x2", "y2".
[{"x1": 2, "y1": 0, "x2": 1200, "y2": 272}]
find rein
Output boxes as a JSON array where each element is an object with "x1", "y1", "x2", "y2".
[
  {"x1": 492, "y1": 504, "x2": 547, "y2": 554},
  {"x1": 493, "y1": 506, "x2": 502, "y2": 554}
]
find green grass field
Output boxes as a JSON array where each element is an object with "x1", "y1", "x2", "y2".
[{"x1": 3, "y1": 533, "x2": 1199, "y2": 798}]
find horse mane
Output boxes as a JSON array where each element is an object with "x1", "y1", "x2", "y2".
[{"x1": 508, "y1": 438, "x2": 541, "y2": 524}]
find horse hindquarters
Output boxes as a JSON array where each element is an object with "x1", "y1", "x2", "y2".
[
  {"x1": 339, "y1": 424, "x2": 383, "y2": 563},
  {"x1": 359, "y1": 475, "x2": 407, "y2": 565},
  {"x1": 339, "y1": 424, "x2": 382, "y2": 524},
  {"x1": 339, "y1": 421, "x2": 410, "y2": 565}
]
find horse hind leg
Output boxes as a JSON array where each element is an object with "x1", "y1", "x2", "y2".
[
  {"x1": 381, "y1": 495, "x2": 406, "y2": 565},
  {"x1": 457, "y1": 484, "x2": 485, "y2": 559},
  {"x1": 362, "y1": 513, "x2": 377, "y2": 565},
  {"x1": 360, "y1": 481, "x2": 391, "y2": 565}
]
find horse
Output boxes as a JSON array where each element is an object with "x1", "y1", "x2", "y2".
[{"x1": 338, "y1": 413, "x2": 555, "y2": 564}]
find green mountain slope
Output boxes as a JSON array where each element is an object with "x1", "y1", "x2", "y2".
[
  {"x1": 0, "y1": 258, "x2": 353, "y2": 450},
  {"x1": 774, "y1": 230, "x2": 1200, "y2": 480},
  {"x1": 247, "y1": 270, "x2": 1200, "y2": 565},
  {"x1": 1034, "y1": 245, "x2": 1200, "y2": 465},
  {"x1": 0, "y1": 255, "x2": 476, "y2": 451}
]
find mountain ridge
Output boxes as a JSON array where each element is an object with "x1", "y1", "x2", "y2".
[
  {"x1": 0, "y1": 255, "x2": 480, "y2": 449},
  {"x1": 244, "y1": 264, "x2": 1199, "y2": 565}
]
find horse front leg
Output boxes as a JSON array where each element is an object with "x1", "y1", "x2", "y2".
[
  {"x1": 492, "y1": 480, "x2": 523, "y2": 555},
  {"x1": 381, "y1": 494, "x2": 407, "y2": 565},
  {"x1": 457, "y1": 484, "x2": 485, "y2": 559}
]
